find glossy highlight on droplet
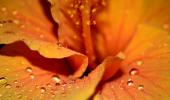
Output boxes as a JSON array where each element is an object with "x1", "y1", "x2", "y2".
[
  {"x1": 5, "y1": 84, "x2": 11, "y2": 89},
  {"x1": 127, "y1": 79, "x2": 134, "y2": 87},
  {"x1": 25, "y1": 67, "x2": 32, "y2": 73},
  {"x1": 138, "y1": 85, "x2": 144, "y2": 91},
  {"x1": 52, "y1": 75, "x2": 61, "y2": 84},
  {"x1": 129, "y1": 68, "x2": 139, "y2": 75},
  {"x1": 40, "y1": 87, "x2": 46, "y2": 93},
  {"x1": 0, "y1": 77, "x2": 7, "y2": 85},
  {"x1": 136, "y1": 60, "x2": 143, "y2": 66}
]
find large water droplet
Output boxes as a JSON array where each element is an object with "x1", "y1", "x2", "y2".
[
  {"x1": 127, "y1": 79, "x2": 134, "y2": 87},
  {"x1": 25, "y1": 67, "x2": 32, "y2": 73},
  {"x1": 0, "y1": 77, "x2": 7, "y2": 85},
  {"x1": 52, "y1": 75, "x2": 61, "y2": 84},
  {"x1": 129, "y1": 68, "x2": 139, "y2": 75},
  {"x1": 5, "y1": 84, "x2": 11, "y2": 89},
  {"x1": 40, "y1": 87, "x2": 46, "y2": 93},
  {"x1": 138, "y1": 85, "x2": 144, "y2": 91},
  {"x1": 29, "y1": 74, "x2": 35, "y2": 79}
]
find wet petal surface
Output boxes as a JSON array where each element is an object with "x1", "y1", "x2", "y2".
[
  {"x1": 0, "y1": 54, "x2": 104, "y2": 100},
  {"x1": 94, "y1": 24, "x2": 170, "y2": 100}
]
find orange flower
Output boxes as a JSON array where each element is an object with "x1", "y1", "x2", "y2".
[{"x1": 0, "y1": 0, "x2": 170, "y2": 99}]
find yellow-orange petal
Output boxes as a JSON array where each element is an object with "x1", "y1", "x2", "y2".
[
  {"x1": 0, "y1": 33, "x2": 88, "y2": 77},
  {"x1": 95, "y1": 0, "x2": 170, "y2": 60},
  {"x1": 0, "y1": 54, "x2": 104, "y2": 100},
  {"x1": 0, "y1": 0, "x2": 57, "y2": 42},
  {"x1": 48, "y1": 0, "x2": 84, "y2": 52},
  {"x1": 94, "y1": 24, "x2": 170, "y2": 99}
]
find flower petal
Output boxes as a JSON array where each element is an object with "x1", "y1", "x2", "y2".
[
  {"x1": 94, "y1": 24, "x2": 170, "y2": 99},
  {"x1": 0, "y1": 0, "x2": 57, "y2": 42},
  {"x1": 95, "y1": 0, "x2": 170, "y2": 59},
  {"x1": 49, "y1": 0, "x2": 84, "y2": 52},
  {"x1": 0, "y1": 33, "x2": 88, "y2": 77},
  {"x1": 0, "y1": 54, "x2": 104, "y2": 100},
  {"x1": 49, "y1": 0, "x2": 102, "y2": 68}
]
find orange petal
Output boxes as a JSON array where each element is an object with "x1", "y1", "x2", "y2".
[
  {"x1": 49, "y1": 0, "x2": 102, "y2": 68},
  {"x1": 0, "y1": 54, "x2": 104, "y2": 100},
  {"x1": 49, "y1": 0, "x2": 84, "y2": 52},
  {"x1": 95, "y1": 0, "x2": 170, "y2": 60},
  {"x1": 94, "y1": 24, "x2": 170, "y2": 99},
  {"x1": 0, "y1": 33, "x2": 88, "y2": 77},
  {"x1": 0, "y1": 0, "x2": 57, "y2": 42}
]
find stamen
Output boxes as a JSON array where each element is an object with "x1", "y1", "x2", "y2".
[{"x1": 80, "y1": 1, "x2": 96, "y2": 68}]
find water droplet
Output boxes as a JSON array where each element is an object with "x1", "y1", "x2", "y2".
[
  {"x1": 13, "y1": 80, "x2": 18, "y2": 84},
  {"x1": 74, "y1": 4, "x2": 79, "y2": 8},
  {"x1": 117, "y1": 51, "x2": 126, "y2": 60},
  {"x1": 101, "y1": 0, "x2": 106, "y2": 6},
  {"x1": 136, "y1": 60, "x2": 143, "y2": 66},
  {"x1": 1, "y1": 7, "x2": 7, "y2": 12},
  {"x1": 163, "y1": 24, "x2": 169, "y2": 29},
  {"x1": 70, "y1": 14, "x2": 74, "y2": 18},
  {"x1": 20, "y1": 24, "x2": 25, "y2": 28},
  {"x1": 30, "y1": 74, "x2": 35, "y2": 79},
  {"x1": 0, "y1": 77, "x2": 7, "y2": 85},
  {"x1": 92, "y1": 8, "x2": 97, "y2": 13},
  {"x1": 52, "y1": 75, "x2": 61, "y2": 84},
  {"x1": 75, "y1": 21, "x2": 80, "y2": 25},
  {"x1": 13, "y1": 20, "x2": 20, "y2": 25},
  {"x1": 17, "y1": 94, "x2": 22, "y2": 99},
  {"x1": 70, "y1": 3, "x2": 74, "y2": 7},
  {"x1": 92, "y1": 20, "x2": 96, "y2": 25},
  {"x1": 138, "y1": 85, "x2": 144, "y2": 91},
  {"x1": 40, "y1": 34, "x2": 44, "y2": 38},
  {"x1": 0, "y1": 23, "x2": 3, "y2": 27},
  {"x1": 21, "y1": 61, "x2": 25, "y2": 65},
  {"x1": 129, "y1": 68, "x2": 139, "y2": 75},
  {"x1": 40, "y1": 87, "x2": 46, "y2": 93},
  {"x1": 5, "y1": 84, "x2": 11, "y2": 89},
  {"x1": 25, "y1": 67, "x2": 32, "y2": 73},
  {"x1": 86, "y1": 20, "x2": 90, "y2": 25},
  {"x1": 79, "y1": 5, "x2": 85, "y2": 10},
  {"x1": 57, "y1": 42, "x2": 63, "y2": 47},
  {"x1": 127, "y1": 79, "x2": 134, "y2": 87},
  {"x1": 119, "y1": 80, "x2": 125, "y2": 90},
  {"x1": 12, "y1": 10, "x2": 18, "y2": 15},
  {"x1": 73, "y1": 35, "x2": 78, "y2": 39},
  {"x1": 47, "y1": 83, "x2": 52, "y2": 88}
]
